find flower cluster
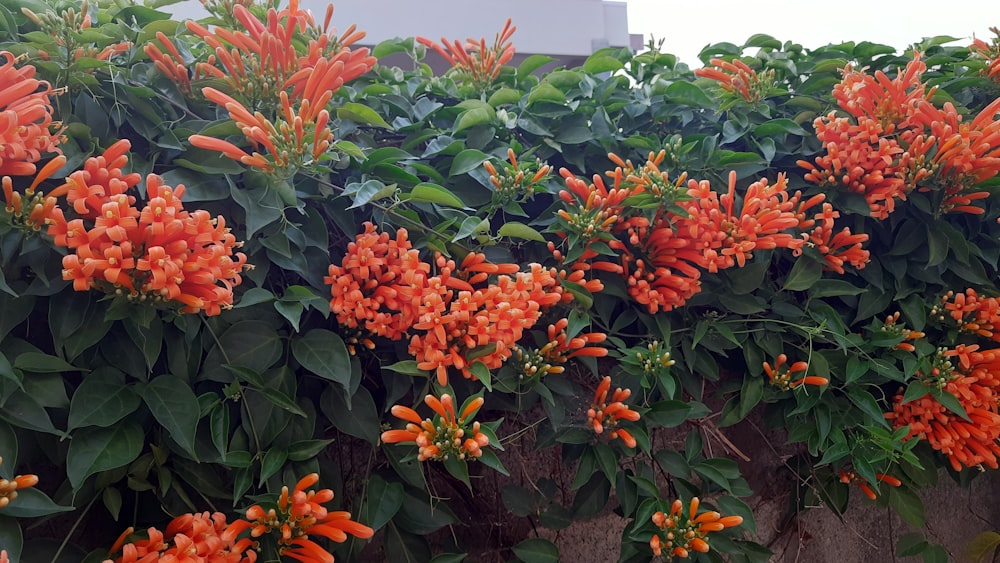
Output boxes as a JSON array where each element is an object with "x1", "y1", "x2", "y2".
[
  {"x1": 936, "y1": 288, "x2": 1000, "y2": 342},
  {"x1": 44, "y1": 140, "x2": 248, "y2": 315},
  {"x1": 762, "y1": 354, "x2": 829, "y2": 390},
  {"x1": 0, "y1": 50, "x2": 62, "y2": 176},
  {"x1": 150, "y1": 1, "x2": 375, "y2": 176},
  {"x1": 970, "y1": 27, "x2": 1000, "y2": 83},
  {"x1": 587, "y1": 376, "x2": 640, "y2": 448},
  {"x1": 381, "y1": 393, "x2": 490, "y2": 462},
  {"x1": 838, "y1": 469, "x2": 901, "y2": 500},
  {"x1": 649, "y1": 497, "x2": 743, "y2": 559},
  {"x1": 326, "y1": 223, "x2": 563, "y2": 385},
  {"x1": 886, "y1": 345, "x2": 1000, "y2": 471},
  {"x1": 418, "y1": 18, "x2": 516, "y2": 90},
  {"x1": 799, "y1": 54, "x2": 1000, "y2": 218},
  {"x1": 552, "y1": 152, "x2": 867, "y2": 312},
  {"x1": 695, "y1": 57, "x2": 776, "y2": 104},
  {"x1": 880, "y1": 311, "x2": 926, "y2": 352},
  {"x1": 0, "y1": 456, "x2": 39, "y2": 509},
  {"x1": 104, "y1": 511, "x2": 257, "y2": 563},
  {"x1": 483, "y1": 148, "x2": 551, "y2": 209},
  {"x1": 223, "y1": 473, "x2": 373, "y2": 562},
  {"x1": 22, "y1": 1, "x2": 131, "y2": 65},
  {"x1": 513, "y1": 317, "x2": 607, "y2": 381}
]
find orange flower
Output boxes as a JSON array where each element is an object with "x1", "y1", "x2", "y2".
[
  {"x1": 937, "y1": 289, "x2": 1000, "y2": 342},
  {"x1": 880, "y1": 312, "x2": 925, "y2": 352},
  {"x1": 587, "y1": 376, "x2": 640, "y2": 448},
  {"x1": 695, "y1": 57, "x2": 775, "y2": 103},
  {"x1": 515, "y1": 317, "x2": 607, "y2": 380},
  {"x1": 0, "y1": 456, "x2": 40, "y2": 509},
  {"x1": 649, "y1": 497, "x2": 742, "y2": 558},
  {"x1": 105, "y1": 511, "x2": 257, "y2": 563},
  {"x1": 970, "y1": 27, "x2": 1000, "y2": 82},
  {"x1": 381, "y1": 394, "x2": 490, "y2": 462},
  {"x1": 222, "y1": 473, "x2": 371, "y2": 563},
  {"x1": 886, "y1": 345, "x2": 1000, "y2": 471},
  {"x1": 180, "y1": 0, "x2": 374, "y2": 107},
  {"x1": 484, "y1": 148, "x2": 551, "y2": 207},
  {"x1": 763, "y1": 354, "x2": 828, "y2": 390},
  {"x1": 839, "y1": 469, "x2": 901, "y2": 500},
  {"x1": 0, "y1": 51, "x2": 62, "y2": 177},
  {"x1": 417, "y1": 18, "x2": 515, "y2": 89}
]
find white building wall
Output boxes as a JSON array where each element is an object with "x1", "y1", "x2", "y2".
[{"x1": 166, "y1": 0, "x2": 633, "y2": 56}]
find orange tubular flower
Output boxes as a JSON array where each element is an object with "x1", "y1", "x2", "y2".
[
  {"x1": 886, "y1": 345, "x2": 1000, "y2": 471},
  {"x1": 587, "y1": 376, "x2": 640, "y2": 448},
  {"x1": 649, "y1": 497, "x2": 742, "y2": 558},
  {"x1": 515, "y1": 317, "x2": 607, "y2": 380},
  {"x1": 0, "y1": 51, "x2": 63, "y2": 177},
  {"x1": 970, "y1": 27, "x2": 1000, "y2": 82},
  {"x1": 222, "y1": 474, "x2": 371, "y2": 563},
  {"x1": 0, "y1": 456, "x2": 39, "y2": 509},
  {"x1": 381, "y1": 394, "x2": 491, "y2": 462},
  {"x1": 417, "y1": 18, "x2": 516, "y2": 89},
  {"x1": 43, "y1": 142, "x2": 247, "y2": 315},
  {"x1": 839, "y1": 469, "x2": 901, "y2": 500},
  {"x1": 763, "y1": 354, "x2": 828, "y2": 390},
  {"x1": 105, "y1": 511, "x2": 257, "y2": 563},
  {"x1": 484, "y1": 147, "x2": 551, "y2": 206},
  {"x1": 880, "y1": 311, "x2": 925, "y2": 352},
  {"x1": 695, "y1": 57, "x2": 775, "y2": 103},
  {"x1": 938, "y1": 289, "x2": 1000, "y2": 342}
]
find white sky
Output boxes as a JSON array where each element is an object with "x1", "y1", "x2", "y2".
[{"x1": 626, "y1": 0, "x2": 1000, "y2": 66}]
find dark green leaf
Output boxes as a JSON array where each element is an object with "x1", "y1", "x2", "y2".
[
  {"x1": 66, "y1": 423, "x2": 144, "y2": 488},
  {"x1": 512, "y1": 538, "x2": 559, "y2": 563},
  {"x1": 292, "y1": 329, "x2": 352, "y2": 390}
]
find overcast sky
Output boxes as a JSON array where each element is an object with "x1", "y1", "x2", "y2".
[{"x1": 626, "y1": 0, "x2": 1000, "y2": 66}]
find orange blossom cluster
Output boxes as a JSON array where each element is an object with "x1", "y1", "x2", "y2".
[
  {"x1": 513, "y1": 317, "x2": 608, "y2": 381},
  {"x1": 886, "y1": 344, "x2": 1000, "y2": 471},
  {"x1": 552, "y1": 151, "x2": 868, "y2": 313},
  {"x1": 104, "y1": 511, "x2": 257, "y2": 563},
  {"x1": 381, "y1": 393, "x2": 490, "y2": 462},
  {"x1": 838, "y1": 469, "x2": 901, "y2": 500},
  {"x1": 222, "y1": 473, "x2": 373, "y2": 563},
  {"x1": 148, "y1": 1, "x2": 375, "y2": 175},
  {"x1": 649, "y1": 497, "x2": 743, "y2": 559},
  {"x1": 587, "y1": 376, "x2": 640, "y2": 448},
  {"x1": 0, "y1": 455, "x2": 39, "y2": 509},
  {"x1": 937, "y1": 288, "x2": 1000, "y2": 343},
  {"x1": 326, "y1": 222, "x2": 563, "y2": 385},
  {"x1": 695, "y1": 57, "x2": 776, "y2": 104},
  {"x1": 762, "y1": 354, "x2": 829, "y2": 390},
  {"x1": 40, "y1": 140, "x2": 247, "y2": 315},
  {"x1": 970, "y1": 27, "x2": 1000, "y2": 83},
  {"x1": 417, "y1": 18, "x2": 516, "y2": 89},
  {"x1": 22, "y1": 2, "x2": 131, "y2": 64},
  {"x1": 0, "y1": 51, "x2": 62, "y2": 176},
  {"x1": 799, "y1": 53, "x2": 1000, "y2": 218}
]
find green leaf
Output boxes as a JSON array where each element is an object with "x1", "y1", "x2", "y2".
[
  {"x1": 512, "y1": 538, "x2": 559, "y2": 563},
  {"x1": 583, "y1": 54, "x2": 624, "y2": 74},
  {"x1": 0, "y1": 488, "x2": 73, "y2": 518},
  {"x1": 67, "y1": 423, "x2": 144, "y2": 488},
  {"x1": 199, "y1": 321, "x2": 282, "y2": 382},
  {"x1": 287, "y1": 439, "x2": 334, "y2": 462},
  {"x1": 404, "y1": 182, "x2": 466, "y2": 208},
  {"x1": 429, "y1": 554, "x2": 467, "y2": 563},
  {"x1": 517, "y1": 54, "x2": 555, "y2": 77},
  {"x1": 754, "y1": 118, "x2": 808, "y2": 137},
  {"x1": 449, "y1": 149, "x2": 490, "y2": 176},
  {"x1": 527, "y1": 82, "x2": 566, "y2": 106},
  {"x1": 888, "y1": 486, "x2": 925, "y2": 527},
  {"x1": 661, "y1": 81, "x2": 714, "y2": 108},
  {"x1": 783, "y1": 257, "x2": 823, "y2": 291},
  {"x1": 68, "y1": 368, "x2": 141, "y2": 430},
  {"x1": 847, "y1": 388, "x2": 890, "y2": 428},
  {"x1": 968, "y1": 531, "x2": 1000, "y2": 563},
  {"x1": 142, "y1": 375, "x2": 201, "y2": 458},
  {"x1": 383, "y1": 360, "x2": 426, "y2": 377},
  {"x1": 453, "y1": 216, "x2": 489, "y2": 241},
  {"x1": 497, "y1": 222, "x2": 546, "y2": 242},
  {"x1": 337, "y1": 102, "x2": 393, "y2": 129},
  {"x1": 0, "y1": 516, "x2": 22, "y2": 562},
  {"x1": 487, "y1": 88, "x2": 522, "y2": 106},
  {"x1": 454, "y1": 106, "x2": 495, "y2": 133},
  {"x1": 364, "y1": 475, "x2": 404, "y2": 531},
  {"x1": 12, "y1": 352, "x2": 80, "y2": 373},
  {"x1": 898, "y1": 532, "x2": 929, "y2": 557},
  {"x1": 258, "y1": 448, "x2": 287, "y2": 486},
  {"x1": 292, "y1": 328, "x2": 352, "y2": 391}
]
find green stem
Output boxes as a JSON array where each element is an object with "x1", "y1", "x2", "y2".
[{"x1": 49, "y1": 493, "x2": 98, "y2": 563}]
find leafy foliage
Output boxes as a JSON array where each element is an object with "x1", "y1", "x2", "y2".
[{"x1": 1, "y1": 1, "x2": 999, "y2": 562}]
